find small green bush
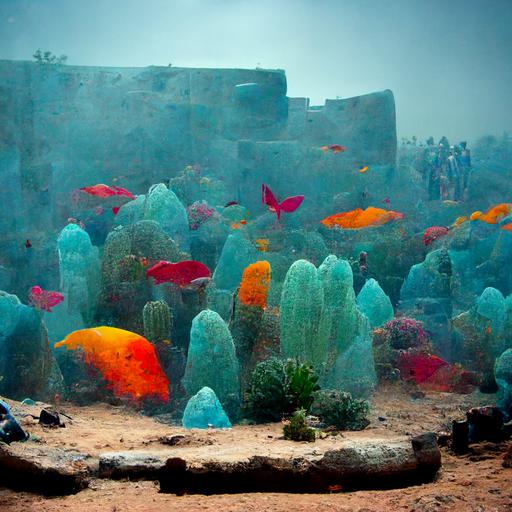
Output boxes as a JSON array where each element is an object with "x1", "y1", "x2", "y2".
[
  {"x1": 246, "y1": 358, "x2": 320, "y2": 422},
  {"x1": 283, "y1": 409, "x2": 316, "y2": 442},
  {"x1": 311, "y1": 389, "x2": 370, "y2": 431}
]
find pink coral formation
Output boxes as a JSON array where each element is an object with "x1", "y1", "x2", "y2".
[
  {"x1": 28, "y1": 286, "x2": 64, "y2": 312},
  {"x1": 186, "y1": 201, "x2": 215, "y2": 230}
]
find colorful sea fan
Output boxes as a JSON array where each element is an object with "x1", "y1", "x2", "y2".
[
  {"x1": 55, "y1": 326, "x2": 169, "y2": 403},
  {"x1": 238, "y1": 261, "x2": 271, "y2": 309}
]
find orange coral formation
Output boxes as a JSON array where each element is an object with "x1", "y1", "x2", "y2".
[
  {"x1": 501, "y1": 223, "x2": 512, "y2": 231},
  {"x1": 320, "y1": 207, "x2": 404, "y2": 229},
  {"x1": 471, "y1": 203, "x2": 512, "y2": 224},
  {"x1": 55, "y1": 327, "x2": 169, "y2": 403},
  {"x1": 255, "y1": 238, "x2": 270, "y2": 252},
  {"x1": 238, "y1": 261, "x2": 271, "y2": 308}
]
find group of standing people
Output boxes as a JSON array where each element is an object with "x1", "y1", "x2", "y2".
[{"x1": 424, "y1": 137, "x2": 472, "y2": 201}]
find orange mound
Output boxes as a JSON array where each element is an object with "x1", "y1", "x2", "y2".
[
  {"x1": 471, "y1": 203, "x2": 512, "y2": 224},
  {"x1": 501, "y1": 223, "x2": 512, "y2": 232},
  {"x1": 238, "y1": 261, "x2": 271, "y2": 309},
  {"x1": 55, "y1": 327, "x2": 169, "y2": 403},
  {"x1": 321, "y1": 207, "x2": 404, "y2": 229}
]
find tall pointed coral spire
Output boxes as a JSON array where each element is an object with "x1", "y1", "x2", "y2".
[{"x1": 238, "y1": 261, "x2": 271, "y2": 309}]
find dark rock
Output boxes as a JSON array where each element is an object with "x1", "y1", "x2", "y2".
[
  {"x1": 0, "y1": 400, "x2": 28, "y2": 443},
  {"x1": 502, "y1": 420, "x2": 512, "y2": 439},
  {"x1": 451, "y1": 420, "x2": 469, "y2": 454},
  {"x1": 39, "y1": 408, "x2": 62, "y2": 428},
  {"x1": 467, "y1": 406, "x2": 504, "y2": 443},
  {"x1": 436, "y1": 431, "x2": 451, "y2": 447}
]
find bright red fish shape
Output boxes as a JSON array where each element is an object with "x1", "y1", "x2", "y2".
[
  {"x1": 146, "y1": 260, "x2": 211, "y2": 287},
  {"x1": 28, "y1": 286, "x2": 64, "y2": 312},
  {"x1": 80, "y1": 184, "x2": 135, "y2": 200},
  {"x1": 261, "y1": 184, "x2": 304, "y2": 220}
]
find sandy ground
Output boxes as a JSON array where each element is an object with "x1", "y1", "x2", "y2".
[{"x1": 1, "y1": 387, "x2": 511, "y2": 512}]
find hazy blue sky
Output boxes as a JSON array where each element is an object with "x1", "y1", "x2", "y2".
[{"x1": 1, "y1": 0, "x2": 511, "y2": 142}]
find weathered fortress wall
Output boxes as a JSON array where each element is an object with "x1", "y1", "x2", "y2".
[{"x1": 0, "y1": 60, "x2": 396, "y2": 294}]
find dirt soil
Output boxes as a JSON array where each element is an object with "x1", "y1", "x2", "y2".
[{"x1": 1, "y1": 387, "x2": 511, "y2": 512}]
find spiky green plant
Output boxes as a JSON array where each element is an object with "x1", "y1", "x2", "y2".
[
  {"x1": 283, "y1": 409, "x2": 316, "y2": 442},
  {"x1": 246, "y1": 358, "x2": 320, "y2": 422}
]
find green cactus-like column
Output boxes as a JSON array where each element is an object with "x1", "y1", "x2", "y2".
[
  {"x1": 318, "y1": 255, "x2": 358, "y2": 355},
  {"x1": 279, "y1": 259, "x2": 326, "y2": 369},
  {"x1": 143, "y1": 300, "x2": 172, "y2": 343},
  {"x1": 143, "y1": 300, "x2": 173, "y2": 379},
  {"x1": 317, "y1": 255, "x2": 377, "y2": 397}
]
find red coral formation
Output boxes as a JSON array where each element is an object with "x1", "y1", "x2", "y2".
[{"x1": 423, "y1": 226, "x2": 449, "y2": 246}]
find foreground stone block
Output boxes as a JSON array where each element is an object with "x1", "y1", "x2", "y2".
[
  {"x1": 158, "y1": 433, "x2": 440, "y2": 494},
  {"x1": 0, "y1": 442, "x2": 89, "y2": 495},
  {"x1": 99, "y1": 451, "x2": 164, "y2": 480}
]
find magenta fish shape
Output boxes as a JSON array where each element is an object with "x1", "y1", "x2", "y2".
[
  {"x1": 261, "y1": 183, "x2": 304, "y2": 220},
  {"x1": 29, "y1": 286, "x2": 64, "y2": 312}
]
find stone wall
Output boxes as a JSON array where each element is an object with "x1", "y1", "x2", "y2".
[{"x1": 0, "y1": 60, "x2": 396, "y2": 296}]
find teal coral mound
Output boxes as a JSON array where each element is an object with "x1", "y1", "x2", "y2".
[
  {"x1": 356, "y1": 278, "x2": 394, "y2": 328},
  {"x1": 0, "y1": 290, "x2": 22, "y2": 338},
  {"x1": 453, "y1": 287, "x2": 511, "y2": 390},
  {"x1": 0, "y1": 292, "x2": 64, "y2": 401},
  {"x1": 399, "y1": 248, "x2": 453, "y2": 359},
  {"x1": 476, "y1": 287, "x2": 506, "y2": 331},
  {"x1": 115, "y1": 194, "x2": 145, "y2": 227},
  {"x1": 400, "y1": 249, "x2": 452, "y2": 300},
  {"x1": 495, "y1": 349, "x2": 512, "y2": 414},
  {"x1": 57, "y1": 223, "x2": 100, "y2": 323},
  {"x1": 279, "y1": 259, "x2": 326, "y2": 369},
  {"x1": 207, "y1": 233, "x2": 258, "y2": 319},
  {"x1": 324, "y1": 313, "x2": 377, "y2": 398},
  {"x1": 182, "y1": 310, "x2": 240, "y2": 417},
  {"x1": 143, "y1": 183, "x2": 190, "y2": 251},
  {"x1": 182, "y1": 386, "x2": 232, "y2": 429}
]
